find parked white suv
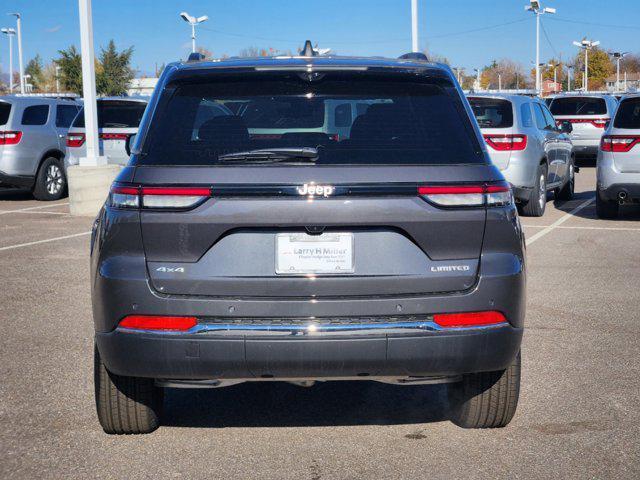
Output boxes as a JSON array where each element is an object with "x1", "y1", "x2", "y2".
[{"x1": 596, "y1": 94, "x2": 640, "y2": 218}]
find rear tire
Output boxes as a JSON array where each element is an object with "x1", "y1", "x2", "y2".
[
  {"x1": 32, "y1": 157, "x2": 66, "y2": 201},
  {"x1": 94, "y1": 345, "x2": 163, "y2": 434},
  {"x1": 448, "y1": 351, "x2": 521, "y2": 429},
  {"x1": 596, "y1": 190, "x2": 619, "y2": 219},
  {"x1": 555, "y1": 159, "x2": 575, "y2": 201},
  {"x1": 520, "y1": 164, "x2": 547, "y2": 217}
]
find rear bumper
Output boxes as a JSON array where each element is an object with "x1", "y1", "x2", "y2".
[
  {"x1": 96, "y1": 323, "x2": 523, "y2": 380},
  {"x1": 571, "y1": 144, "x2": 599, "y2": 158},
  {"x1": 0, "y1": 170, "x2": 34, "y2": 188},
  {"x1": 601, "y1": 183, "x2": 640, "y2": 202}
]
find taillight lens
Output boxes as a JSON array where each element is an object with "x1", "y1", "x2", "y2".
[
  {"x1": 0, "y1": 131, "x2": 22, "y2": 145},
  {"x1": 557, "y1": 118, "x2": 609, "y2": 128},
  {"x1": 418, "y1": 182, "x2": 512, "y2": 208},
  {"x1": 108, "y1": 184, "x2": 212, "y2": 209},
  {"x1": 66, "y1": 133, "x2": 86, "y2": 147},
  {"x1": 483, "y1": 134, "x2": 527, "y2": 151},
  {"x1": 601, "y1": 135, "x2": 640, "y2": 153},
  {"x1": 119, "y1": 315, "x2": 197, "y2": 331},
  {"x1": 433, "y1": 311, "x2": 506, "y2": 328},
  {"x1": 100, "y1": 133, "x2": 129, "y2": 140}
]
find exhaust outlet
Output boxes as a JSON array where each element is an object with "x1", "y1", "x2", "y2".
[{"x1": 618, "y1": 191, "x2": 628, "y2": 205}]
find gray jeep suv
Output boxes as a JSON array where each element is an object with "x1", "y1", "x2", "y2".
[
  {"x1": 91, "y1": 48, "x2": 526, "y2": 434},
  {"x1": 0, "y1": 95, "x2": 80, "y2": 200}
]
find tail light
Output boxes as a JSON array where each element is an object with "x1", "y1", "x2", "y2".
[
  {"x1": 601, "y1": 135, "x2": 640, "y2": 153},
  {"x1": 119, "y1": 315, "x2": 197, "y2": 331},
  {"x1": 418, "y1": 182, "x2": 512, "y2": 208},
  {"x1": 0, "y1": 131, "x2": 22, "y2": 145},
  {"x1": 557, "y1": 118, "x2": 609, "y2": 128},
  {"x1": 66, "y1": 133, "x2": 86, "y2": 147},
  {"x1": 483, "y1": 134, "x2": 527, "y2": 151},
  {"x1": 434, "y1": 311, "x2": 507, "y2": 328},
  {"x1": 108, "y1": 184, "x2": 212, "y2": 210}
]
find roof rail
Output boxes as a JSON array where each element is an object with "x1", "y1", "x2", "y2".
[
  {"x1": 398, "y1": 52, "x2": 429, "y2": 62},
  {"x1": 187, "y1": 52, "x2": 206, "y2": 62},
  {"x1": 8, "y1": 93, "x2": 79, "y2": 100}
]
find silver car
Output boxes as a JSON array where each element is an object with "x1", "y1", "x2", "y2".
[
  {"x1": 468, "y1": 94, "x2": 574, "y2": 216},
  {"x1": 596, "y1": 94, "x2": 640, "y2": 218},
  {"x1": 0, "y1": 95, "x2": 81, "y2": 200},
  {"x1": 65, "y1": 97, "x2": 149, "y2": 169},
  {"x1": 549, "y1": 94, "x2": 619, "y2": 160}
]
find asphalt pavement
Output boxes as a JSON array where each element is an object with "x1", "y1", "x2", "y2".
[{"x1": 1, "y1": 167, "x2": 639, "y2": 479}]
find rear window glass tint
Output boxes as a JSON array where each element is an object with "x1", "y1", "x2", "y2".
[
  {"x1": 613, "y1": 98, "x2": 640, "y2": 129},
  {"x1": 138, "y1": 75, "x2": 484, "y2": 166},
  {"x1": 520, "y1": 103, "x2": 533, "y2": 128},
  {"x1": 468, "y1": 97, "x2": 513, "y2": 128},
  {"x1": 21, "y1": 105, "x2": 49, "y2": 125},
  {"x1": 56, "y1": 104, "x2": 80, "y2": 128},
  {"x1": 550, "y1": 97, "x2": 607, "y2": 115},
  {"x1": 0, "y1": 102, "x2": 11, "y2": 125},
  {"x1": 73, "y1": 101, "x2": 147, "y2": 128}
]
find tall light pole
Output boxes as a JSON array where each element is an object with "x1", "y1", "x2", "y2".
[
  {"x1": 474, "y1": 68, "x2": 481, "y2": 90},
  {"x1": 498, "y1": 73, "x2": 502, "y2": 91},
  {"x1": 7, "y1": 13, "x2": 24, "y2": 94},
  {"x1": 1, "y1": 27, "x2": 14, "y2": 93},
  {"x1": 180, "y1": 12, "x2": 208, "y2": 53},
  {"x1": 608, "y1": 51, "x2": 629, "y2": 92},
  {"x1": 573, "y1": 38, "x2": 600, "y2": 92},
  {"x1": 55, "y1": 64, "x2": 61, "y2": 92},
  {"x1": 525, "y1": 1, "x2": 556, "y2": 94},
  {"x1": 566, "y1": 65, "x2": 573, "y2": 92},
  {"x1": 411, "y1": 0, "x2": 419, "y2": 53}
]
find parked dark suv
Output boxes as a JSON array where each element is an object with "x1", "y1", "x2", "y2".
[{"x1": 91, "y1": 47, "x2": 526, "y2": 434}]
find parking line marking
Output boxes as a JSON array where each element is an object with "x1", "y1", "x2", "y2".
[
  {"x1": 0, "y1": 202, "x2": 70, "y2": 215},
  {"x1": 525, "y1": 197, "x2": 595, "y2": 246},
  {"x1": 0, "y1": 231, "x2": 91, "y2": 252},
  {"x1": 0, "y1": 210, "x2": 69, "y2": 215},
  {"x1": 523, "y1": 224, "x2": 640, "y2": 232}
]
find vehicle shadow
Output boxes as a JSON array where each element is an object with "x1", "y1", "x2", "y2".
[
  {"x1": 0, "y1": 188, "x2": 35, "y2": 201},
  {"x1": 162, "y1": 381, "x2": 450, "y2": 429}
]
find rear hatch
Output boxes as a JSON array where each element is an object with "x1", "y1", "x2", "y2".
[
  {"x1": 550, "y1": 96, "x2": 609, "y2": 142},
  {"x1": 130, "y1": 70, "x2": 499, "y2": 298},
  {"x1": 468, "y1": 96, "x2": 518, "y2": 170},
  {"x1": 70, "y1": 100, "x2": 147, "y2": 164},
  {"x1": 606, "y1": 96, "x2": 640, "y2": 173}
]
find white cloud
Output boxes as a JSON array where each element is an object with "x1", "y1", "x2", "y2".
[{"x1": 45, "y1": 25, "x2": 62, "y2": 33}]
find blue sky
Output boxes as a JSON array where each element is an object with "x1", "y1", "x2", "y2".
[{"x1": 1, "y1": 0, "x2": 639, "y2": 76}]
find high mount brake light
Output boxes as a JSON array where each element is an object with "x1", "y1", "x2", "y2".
[
  {"x1": 0, "y1": 131, "x2": 22, "y2": 145},
  {"x1": 119, "y1": 315, "x2": 197, "y2": 331},
  {"x1": 66, "y1": 133, "x2": 86, "y2": 147},
  {"x1": 483, "y1": 134, "x2": 527, "y2": 151},
  {"x1": 418, "y1": 183, "x2": 512, "y2": 207},
  {"x1": 433, "y1": 311, "x2": 507, "y2": 328},
  {"x1": 108, "y1": 185, "x2": 212, "y2": 209},
  {"x1": 601, "y1": 135, "x2": 640, "y2": 153}
]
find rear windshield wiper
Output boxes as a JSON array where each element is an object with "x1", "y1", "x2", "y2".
[{"x1": 218, "y1": 147, "x2": 319, "y2": 164}]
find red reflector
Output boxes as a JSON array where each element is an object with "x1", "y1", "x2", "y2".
[
  {"x1": 601, "y1": 135, "x2": 640, "y2": 153},
  {"x1": 66, "y1": 133, "x2": 86, "y2": 147},
  {"x1": 100, "y1": 133, "x2": 129, "y2": 140},
  {"x1": 119, "y1": 315, "x2": 197, "y2": 331},
  {"x1": 433, "y1": 311, "x2": 506, "y2": 328},
  {"x1": 0, "y1": 130, "x2": 23, "y2": 145},
  {"x1": 141, "y1": 187, "x2": 212, "y2": 196},
  {"x1": 564, "y1": 118, "x2": 609, "y2": 128},
  {"x1": 483, "y1": 134, "x2": 527, "y2": 151}
]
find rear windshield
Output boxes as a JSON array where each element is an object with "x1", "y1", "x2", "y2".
[
  {"x1": 613, "y1": 97, "x2": 640, "y2": 129},
  {"x1": 550, "y1": 97, "x2": 607, "y2": 116},
  {"x1": 73, "y1": 100, "x2": 147, "y2": 128},
  {"x1": 0, "y1": 102, "x2": 10, "y2": 126},
  {"x1": 137, "y1": 75, "x2": 483, "y2": 166},
  {"x1": 468, "y1": 97, "x2": 513, "y2": 128}
]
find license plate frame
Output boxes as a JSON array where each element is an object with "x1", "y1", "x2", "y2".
[{"x1": 275, "y1": 232, "x2": 355, "y2": 275}]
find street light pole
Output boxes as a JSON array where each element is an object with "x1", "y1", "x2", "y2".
[
  {"x1": 567, "y1": 66, "x2": 573, "y2": 92},
  {"x1": 180, "y1": 12, "x2": 208, "y2": 54},
  {"x1": 608, "y1": 52, "x2": 628, "y2": 92},
  {"x1": 411, "y1": 0, "x2": 419, "y2": 53},
  {"x1": 8, "y1": 13, "x2": 24, "y2": 94},
  {"x1": 573, "y1": 39, "x2": 599, "y2": 92},
  {"x1": 525, "y1": 1, "x2": 556, "y2": 94},
  {"x1": 1, "y1": 27, "x2": 15, "y2": 93},
  {"x1": 498, "y1": 73, "x2": 502, "y2": 91}
]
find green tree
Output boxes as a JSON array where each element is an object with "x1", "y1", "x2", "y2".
[
  {"x1": 96, "y1": 40, "x2": 134, "y2": 96},
  {"x1": 25, "y1": 54, "x2": 44, "y2": 91},
  {"x1": 56, "y1": 46, "x2": 83, "y2": 94},
  {"x1": 573, "y1": 47, "x2": 613, "y2": 90}
]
